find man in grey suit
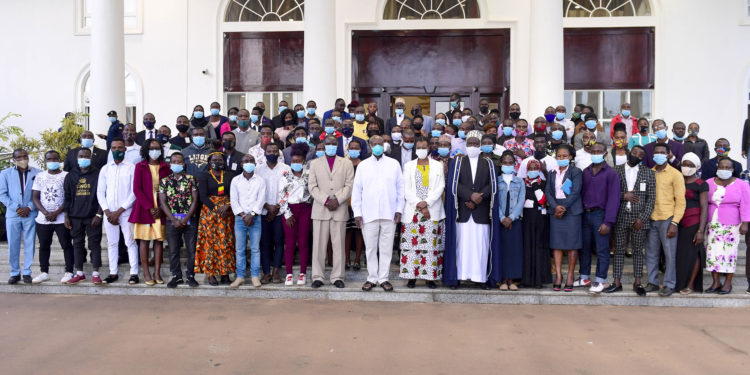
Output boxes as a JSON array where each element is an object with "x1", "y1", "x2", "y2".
[
  {"x1": 573, "y1": 112, "x2": 611, "y2": 151},
  {"x1": 232, "y1": 108, "x2": 260, "y2": 153}
]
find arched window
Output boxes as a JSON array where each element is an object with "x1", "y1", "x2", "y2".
[
  {"x1": 563, "y1": 0, "x2": 651, "y2": 17},
  {"x1": 224, "y1": 0, "x2": 304, "y2": 22},
  {"x1": 382, "y1": 0, "x2": 480, "y2": 20}
]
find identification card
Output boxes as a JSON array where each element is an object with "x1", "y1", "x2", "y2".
[{"x1": 640, "y1": 182, "x2": 646, "y2": 192}]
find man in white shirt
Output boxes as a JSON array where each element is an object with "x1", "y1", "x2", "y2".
[
  {"x1": 233, "y1": 108, "x2": 260, "y2": 153},
  {"x1": 352, "y1": 135, "x2": 404, "y2": 292},
  {"x1": 108, "y1": 123, "x2": 143, "y2": 165},
  {"x1": 255, "y1": 142, "x2": 291, "y2": 283},
  {"x1": 97, "y1": 138, "x2": 139, "y2": 284},
  {"x1": 230, "y1": 154, "x2": 266, "y2": 288},
  {"x1": 517, "y1": 135, "x2": 558, "y2": 180}
]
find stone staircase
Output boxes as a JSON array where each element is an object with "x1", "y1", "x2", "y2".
[{"x1": 1, "y1": 235, "x2": 749, "y2": 307}]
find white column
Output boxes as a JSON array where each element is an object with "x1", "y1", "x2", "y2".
[
  {"x1": 527, "y1": 0, "x2": 564, "y2": 116},
  {"x1": 90, "y1": 0, "x2": 125, "y2": 138},
  {"x1": 303, "y1": 0, "x2": 336, "y2": 112}
]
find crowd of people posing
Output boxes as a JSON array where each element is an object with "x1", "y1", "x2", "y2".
[{"x1": 2, "y1": 94, "x2": 749, "y2": 297}]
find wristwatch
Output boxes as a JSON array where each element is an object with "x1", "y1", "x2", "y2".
[{"x1": 95, "y1": 214, "x2": 103, "y2": 218}]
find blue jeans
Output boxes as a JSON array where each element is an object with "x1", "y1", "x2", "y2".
[
  {"x1": 260, "y1": 214, "x2": 284, "y2": 273},
  {"x1": 235, "y1": 215, "x2": 262, "y2": 278},
  {"x1": 7, "y1": 216, "x2": 37, "y2": 276},
  {"x1": 579, "y1": 210, "x2": 611, "y2": 284}
]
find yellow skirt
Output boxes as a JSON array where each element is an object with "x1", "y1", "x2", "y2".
[{"x1": 134, "y1": 221, "x2": 165, "y2": 241}]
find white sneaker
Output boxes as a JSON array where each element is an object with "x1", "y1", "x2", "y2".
[
  {"x1": 588, "y1": 282, "x2": 605, "y2": 294},
  {"x1": 60, "y1": 272, "x2": 74, "y2": 284},
  {"x1": 573, "y1": 278, "x2": 591, "y2": 288},
  {"x1": 285, "y1": 274, "x2": 294, "y2": 286},
  {"x1": 32, "y1": 272, "x2": 50, "y2": 284},
  {"x1": 297, "y1": 274, "x2": 306, "y2": 285}
]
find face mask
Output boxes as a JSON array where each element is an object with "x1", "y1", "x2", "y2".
[
  {"x1": 310, "y1": 131, "x2": 321, "y2": 139},
  {"x1": 192, "y1": 136, "x2": 205, "y2": 147},
  {"x1": 450, "y1": 101, "x2": 458, "y2": 109},
  {"x1": 296, "y1": 110, "x2": 306, "y2": 119},
  {"x1": 228, "y1": 115, "x2": 238, "y2": 122},
  {"x1": 332, "y1": 116, "x2": 341, "y2": 123},
  {"x1": 413, "y1": 122, "x2": 423, "y2": 130},
  {"x1": 627, "y1": 154, "x2": 642, "y2": 166},
  {"x1": 250, "y1": 115, "x2": 259, "y2": 123},
  {"x1": 193, "y1": 111, "x2": 204, "y2": 119},
  {"x1": 403, "y1": 142, "x2": 414, "y2": 150},
  {"x1": 572, "y1": 112, "x2": 581, "y2": 119},
  {"x1": 209, "y1": 108, "x2": 219, "y2": 116},
  {"x1": 466, "y1": 146, "x2": 481, "y2": 158},
  {"x1": 353, "y1": 114, "x2": 364, "y2": 122},
  {"x1": 716, "y1": 169, "x2": 733, "y2": 180},
  {"x1": 222, "y1": 141, "x2": 234, "y2": 150},
  {"x1": 590, "y1": 154, "x2": 604, "y2": 164},
  {"x1": 438, "y1": 147, "x2": 450, "y2": 157},
  {"x1": 325, "y1": 126, "x2": 335, "y2": 134},
  {"x1": 501, "y1": 165, "x2": 515, "y2": 175},
  {"x1": 111, "y1": 150, "x2": 125, "y2": 161},
  {"x1": 431, "y1": 130, "x2": 442, "y2": 137},
  {"x1": 234, "y1": 120, "x2": 249, "y2": 129},
  {"x1": 581, "y1": 114, "x2": 586, "y2": 121},
  {"x1": 527, "y1": 170, "x2": 540, "y2": 179},
  {"x1": 509, "y1": 111, "x2": 520, "y2": 120},
  {"x1": 544, "y1": 114, "x2": 556, "y2": 122},
  {"x1": 415, "y1": 149, "x2": 428, "y2": 159},
  {"x1": 611, "y1": 139, "x2": 625, "y2": 149},
  {"x1": 210, "y1": 162, "x2": 225, "y2": 170},
  {"x1": 435, "y1": 119, "x2": 446, "y2": 126},
  {"x1": 81, "y1": 138, "x2": 94, "y2": 148},
  {"x1": 716, "y1": 147, "x2": 729, "y2": 156},
  {"x1": 551, "y1": 130, "x2": 563, "y2": 141},
  {"x1": 653, "y1": 154, "x2": 668, "y2": 165},
  {"x1": 148, "y1": 149, "x2": 161, "y2": 160},
  {"x1": 292, "y1": 137, "x2": 306, "y2": 144},
  {"x1": 45, "y1": 161, "x2": 60, "y2": 171},
  {"x1": 341, "y1": 127, "x2": 354, "y2": 137},
  {"x1": 347, "y1": 149, "x2": 360, "y2": 159},
  {"x1": 279, "y1": 106, "x2": 288, "y2": 113},
  {"x1": 177, "y1": 124, "x2": 189, "y2": 133},
  {"x1": 290, "y1": 163, "x2": 304, "y2": 172},
  {"x1": 555, "y1": 112, "x2": 566, "y2": 121},
  {"x1": 481, "y1": 145, "x2": 493, "y2": 154},
  {"x1": 170, "y1": 163, "x2": 184, "y2": 173},
  {"x1": 266, "y1": 154, "x2": 279, "y2": 164},
  {"x1": 639, "y1": 126, "x2": 649, "y2": 133},
  {"x1": 621, "y1": 109, "x2": 631, "y2": 117},
  {"x1": 502, "y1": 127, "x2": 513, "y2": 137},
  {"x1": 534, "y1": 150, "x2": 546, "y2": 159},
  {"x1": 681, "y1": 167, "x2": 697, "y2": 177},
  {"x1": 144, "y1": 120, "x2": 155, "y2": 129},
  {"x1": 325, "y1": 145, "x2": 337, "y2": 157},
  {"x1": 479, "y1": 106, "x2": 489, "y2": 114},
  {"x1": 458, "y1": 130, "x2": 466, "y2": 139},
  {"x1": 243, "y1": 163, "x2": 256, "y2": 173},
  {"x1": 452, "y1": 119, "x2": 462, "y2": 126},
  {"x1": 157, "y1": 134, "x2": 169, "y2": 144},
  {"x1": 556, "y1": 158, "x2": 570, "y2": 168},
  {"x1": 655, "y1": 129, "x2": 667, "y2": 139},
  {"x1": 673, "y1": 133, "x2": 685, "y2": 141},
  {"x1": 516, "y1": 129, "x2": 528, "y2": 137},
  {"x1": 585, "y1": 120, "x2": 597, "y2": 130},
  {"x1": 77, "y1": 157, "x2": 92, "y2": 168},
  {"x1": 689, "y1": 129, "x2": 699, "y2": 136},
  {"x1": 372, "y1": 144, "x2": 384, "y2": 157},
  {"x1": 395, "y1": 109, "x2": 404, "y2": 116},
  {"x1": 307, "y1": 108, "x2": 316, "y2": 115},
  {"x1": 315, "y1": 150, "x2": 325, "y2": 158},
  {"x1": 109, "y1": 116, "x2": 117, "y2": 123},
  {"x1": 391, "y1": 132, "x2": 402, "y2": 141}
]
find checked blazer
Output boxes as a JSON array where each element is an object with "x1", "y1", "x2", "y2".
[{"x1": 614, "y1": 164, "x2": 656, "y2": 225}]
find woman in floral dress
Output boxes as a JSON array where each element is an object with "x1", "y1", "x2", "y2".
[
  {"x1": 399, "y1": 138, "x2": 446, "y2": 288},
  {"x1": 705, "y1": 157, "x2": 750, "y2": 294}
]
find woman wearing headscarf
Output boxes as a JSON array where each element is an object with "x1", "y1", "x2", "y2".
[
  {"x1": 676, "y1": 152, "x2": 708, "y2": 294},
  {"x1": 521, "y1": 159, "x2": 552, "y2": 288}
]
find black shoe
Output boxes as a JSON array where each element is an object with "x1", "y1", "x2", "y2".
[
  {"x1": 104, "y1": 275, "x2": 119, "y2": 284},
  {"x1": 603, "y1": 283, "x2": 622, "y2": 293},
  {"x1": 22, "y1": 275, "x2": 32, "y2": 284},
  {"x1": 207, "y1": 276, "x2": 219, "y2": 286},
  {"x1": 353, "y1": 263, "x2": 361, "y2": 271},
  {"x1": 220, "y1": 275, "x2": 231, "y2": 285},
  {"x1": 480, "y1": 283, "x2": 491, "y2": 290},
  {"x1": 705, "y1": 285, "x2": 721, "y2": 294},
  {"x1": 427, "y1": 281, "x2": 437, "y2": 289},
  {"x1": 7, "y1": 275, "x2": 20, "y2": 284},
  {"x1": 718, "y1": 286, "x2": 732, "y2": 295},
  {"x1": 128, "y1": 275, "x2": 139, "y2": 285},
  {"x1": 634, "y1": 284, "x2": 646, "y2": 296},
  {"x1": 406, "y1": 280, "x2": 416, "y2": 288},
  {"x1": 643, "y1": 283, "x2": 659, "y2": 293},
  {"x1": 311, "y1": 280, "x2": 324, "y2": 288},
  {"x1": 658, "y1": 287, "x2": 674, "y2": 297},
  {"x1": 186, "y1": 276, "x2": 199, "y2": 288},
  {"x1": 449, "y1": 285, "x2": 458, "y2": 290},
  {"x1": 333, "y1": 280, "x2": 345, "y2": 288},
  {"x1": 345, "y1": 263, "x2": 351, "y2": 270},
  {"x1": 167, "y1": 277, "x2": 183, "y2": 288},
  {"x1": 746, "y1": 287, "x2": 750, "y2": 295}
]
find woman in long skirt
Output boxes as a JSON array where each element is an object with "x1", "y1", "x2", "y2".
[
  {"x1": 521, "y1": 159, "x2": 552, "y2": 288},
  {"x1": 676, "y1": 153, "x2": 708, "y2": 294},
  {"x1": 496, "y1": 151, "x2": 525, "y2": 290}
]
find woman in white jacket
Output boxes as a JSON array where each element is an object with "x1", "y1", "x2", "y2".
[{"x1": 399, "y1": 138, "x2": 446, "y2": 289}]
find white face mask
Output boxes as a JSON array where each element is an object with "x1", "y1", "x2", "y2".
[
  {"x1": 391, "y1": 132, "x2": 402, "y2": 142},
  {"x1": 461, "y1": 115, "x2": 471, "y2": 123},
  {"x1": 466, "y1": 146, "x2": 481, "y2": 158},
  {"x1": 415, "y1": 149, "x2": 429, "y2": 159},
  {"x1": 681, "y1": 167, "x2": 697, "y2": 177}
]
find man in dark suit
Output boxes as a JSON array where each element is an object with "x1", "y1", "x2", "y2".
[
  {"x1": 271, "y1": 100, "x2": 290, "y2": 129},
  {"x1": 337, "y1": 119, "x2": 369, "y2": 160},
  {"x1": 64, "y1": 130, "x2": 108, "y2": 172},
  {"x1": 135, "y1": 112, "x2": 158, "y2": 146},
  {"x1": 389, "y1": 128, "x2": 417, "y2": 169},
  {"x1": 221, "y1": 132, "x2": 245, "y2": 174},
  {"x1": 385, "y1": 97, "x2": 411, "y2": 135},
  {"x1": 643, "y1": 119, "x2": 684, "y2": 169},
  {"x1": 366, "y1": 102, "x2": 385, "y2": 134},
  {"x1": 700, "y1": 138, "x2": 743, "y2": 179}
]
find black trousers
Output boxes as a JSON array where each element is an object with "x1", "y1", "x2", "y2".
[
  {"x1": 166, "y1": 219, "x2": 197, "y2": 278},
  {"x1": 70, "y1": 217, "x2": 103, "y2": 271},
  {"x1": 36, "y1": 223, "x2": 74, "y2": 273}
]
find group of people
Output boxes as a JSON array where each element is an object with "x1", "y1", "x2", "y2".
[{"x1": 3, "y1": 94, "x2": 749, "y2": 296}]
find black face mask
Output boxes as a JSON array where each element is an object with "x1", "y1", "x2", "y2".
[
  {"x1": 266, "y1": 154, "x2": 279, "y2": 164},
  {"x1": 534, "y1": 150, "x2": 546, "y2": 160},
  {"x1": 176, "y1": 124, "x2": 189, "y2": 133},
  {"x1": 223, "y1": 141, "x2": 234, "y2": 150},
  {"x1": 411, "y1": 109, "x2": 419, "y2": 117},
  {"x1": 284, "y1": 120, "x2": 295, "y2": 126},
  {"x1": 210, "y1": 162, "x2": 225, "y2": 170},
  {"x1": 479, "y1": 106, "x2": 489, "y2": 114},
  {"x1": 413, "y1": 122, "x2": 423, "y2": 131},
  {"x1": 367, "y1": 129, "x2": 380, "y2": 137},
  {"x1": 627, "y1": 154, "x2": 642, "y2": 166},
  {"x1": 509, "y1": 111, "x2": 521, "y2": 120},
  {"x1": 639, "y1": 126, "x2": 649, "y2": 133},
  {"x1": 310, "y1": 131, "x2": 321, "y2": 140}
]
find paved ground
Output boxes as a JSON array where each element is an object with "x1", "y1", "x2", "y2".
[{"x1": 1, "y1": 295, "x2": 748, "y2": 374}]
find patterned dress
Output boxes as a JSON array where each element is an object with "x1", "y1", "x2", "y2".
[
  {"x1": 706, "y1": 183, "x2": 740, "y2": 273},
  {"x1": 399, "y1": 165, "x2": 445, "y2": 280},
  {"x1": 195, "y1": 171, "x2": 236, "y2": 276},
  {"x1": 502, "y1": 137, "x2": 535, "y2": 170}
]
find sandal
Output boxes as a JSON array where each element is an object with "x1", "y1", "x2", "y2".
[
  {"x1": 553, "y1": 284, "x2": 561, "y2": 291},
  {"x1": 353, "y1": 263, "x2": 361, "y2": 271},
  {"x1": 381, "y1": 281, "x2": 394, "y2": 292},
  {"x1": 564, "y1": 284, "x2": 574, "y2": 292},
  {"x1": 361, "y1": 281, "x2": 375, "y2": 291},
  {"x1": 679, "y1": 288, "x2": 693, "y2": 295}
]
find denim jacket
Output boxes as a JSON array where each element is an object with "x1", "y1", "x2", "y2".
[
  {"x1": 497, "y1": 175, "x2": 525, "y2": 221},
  {"x1": 0, "y1": 166, "x2": 41, "y2": 219}
]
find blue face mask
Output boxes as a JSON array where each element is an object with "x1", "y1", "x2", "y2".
[
  {"x1": 279, "y1": 106, "x2": 288, "y2": 113},
  {"x1": 673, "y1": 133, "x2": 685, "y2": 141},
  {"x1": 77, "y1": 158, "x2": 91, "y2": 168},
  {"x1": 501, "y1": 165, "x2": 515, "y2": 175},
  {"x1": 431, "y1": 130, "x2": 442, "y2": 137},
  {"x1": 372, "y1": 144, "x2": 384, "y2": 157},
  {"x1": 193, "y1": 136, "x2": 205, "y2": 147},
  {"x1": 243, "y1": 163, "x2": 256, "y2": 173},
  {"x1": 481, "y1": 145, "x2": 494, "y2": 154},
  {"x1": 452, "y1": 119, "x2": 462, "y2": 126},
  {"x1": 170, "y1": 163, "x2": 184, "y2": 173},
  {"x1": 655, "y1": 129, "x2": 667, "y2": 139},
  {"x1": 527, "y1": 170, "x2": 540, "y2": 179},
  {"x1": 438, "y1": 147, "x2": 450, "y2": 157},
  {"x1": 193, "y1": 111, "x2": 204, "y2": 119},
  {"x1": 290, "y1": 163, "x2": 304, "y2": 172},
  {"x1": 238, "y1": 120, "x2": 250, "y2": 128},
  {"x1": 502, "y1": 127, "x2": 513, "y2": 136},
  {"x1": 556, "y1": 158, "x2": 570, "y2": 168},
  {"x1": 395, "y1": 109, "x2": 404, "y2": 116},
  {"x1": 332, "y1": 116, "x2": 341, "y2": 123},
  {"x1": 450, "y1": 101, "x2": 458, "y2": 108},
  {"x1": 307, "y1": 108, "x2": 316, "y2": 115},
  {"x1": 250, "y1": 114, "x2": 259, "y2": 123},
  {"x1": 458, "y1": 130, "x2": 466, "y2": 139},
  {"x1": 315, "y1": 150, "x2": 325, "y2": 158},
  {"x1": 108, "y1": 116, "x2": 117, "y2": 123},
  {"x1": 653, "y1": 153, "x2": 668, "y2": 165},
  {"x1": 585, "y1": 120, "x2": 597, "y2": 130},
  {"x1": 296, "y1": 110, "x2": 306, "y2": 119},
  {"x1": 403, "y1": 142, "x2": 414, "y2": 150},
  {"x1": 435, "y1": 119, "x2": 446, "y2": 126},
  {"x1": 46, "y1": 161, "x2": 60, "y2": 171},
  {"x1": 325, "y1": 145, "x2": 337, "y2": 156},
  {"x1": 551, "y1": 130, "x2": 564, "y2": 141},
  {"x1": 295, "y1": 137, "x2": 307, "y2": 144},
  {"x1": 355, "y1": 114, "x2": 365, "y2": 122},
  {"x1": 81, "y1": 138, "x2": 94, "y2": 148},
  {"x1": 325, "y1": 126, "x2": 335, "y2": 134},
  {"x1": 621, "y1": 109, "x2": 631, "y2": 117},
  {"x1": 556, "y1": 112, "x2": 566, "y2": 121},
  {"x1": 210, "y1": 108, "x2": 220, "y2": 116},
  {"x1": 348, "y1": 149, "x2": 361, "y2": 159},
  {"x1": 590, "y1": 154, "x2": 604, "y2": 164}
]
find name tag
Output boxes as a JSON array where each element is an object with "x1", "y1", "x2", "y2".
[
  {"x1": 185, "y1": 138, "x2": 191, "y2": 144},
  {"x1": 640, "y1": 182, "x2": 646, "y2": 192},
  {"x1": 524, "y1": 199, "x2": 535, "y2": 209},
  {"x1": 232, "y1": 163, "x2": 238, "y2": 171}
]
